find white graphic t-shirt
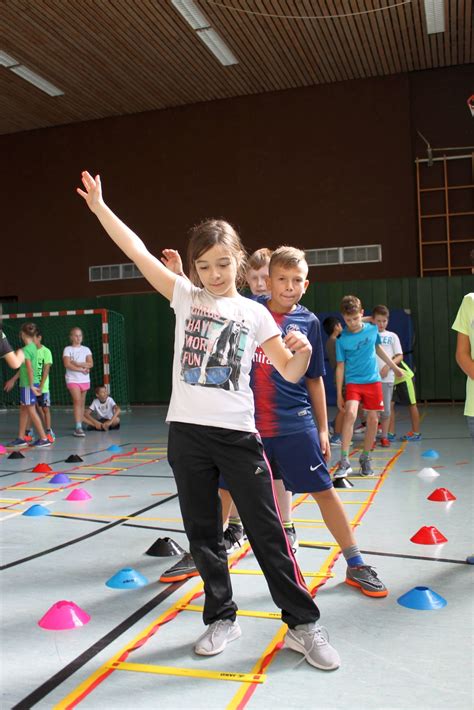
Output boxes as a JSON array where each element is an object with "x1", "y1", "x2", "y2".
[
  {"x1": 89, "y1": 396, "x2": 116, "y2": 420},
  {"x1": 63, "y1": 345, "x2": 92, "y2": 384},
  {"x1": 376, "y1": 330, "x2": 402, "y2": 383},
  {"x1": 167, "y1": 278, "x2": 280, "y2": 432}
]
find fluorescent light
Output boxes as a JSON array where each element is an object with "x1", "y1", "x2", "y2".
[
  {"x1": 197, "y1": 28, "x2": 238, "y2": 66},
  {"x1": 171, "y1": 0, "x2": 210, "y2": 30},
  {"x1": 9, "y1": 65, "x2": 64, "y2": 96},
  {"x1": 423, "y1": 0, "x2": 445, "y2": 34},
  {"x1": 0, "y1": 50, "x2": 18, "y2": 67}
]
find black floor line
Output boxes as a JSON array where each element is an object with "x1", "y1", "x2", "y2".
[
  {"x1": 49, "y1": 515, "x2": 186, "y2": 535},
  {"x1": 11, "y1": 581, "x2": 186, "y2": 710},
  {"x1": 360, "y1": 549, "x2": 469, "y2": 564},
  {"x1": 0, "y1": 494, "x2": 179, "y2": 570},
  {"x1": 101, "y1": 473, "x2": 173, "y2": 478},
  {"x1": 123, "y1": 523, "x2": 186, "y2": 534},
  {"x1": 51, "y1": 514, "x2": 110, "y2": 525},
  {"x1": 299, "y1": 543, "x2": 468, "y2": 564}
]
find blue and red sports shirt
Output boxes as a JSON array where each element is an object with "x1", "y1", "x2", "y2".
[{"x1": 250, "y1": 298, "x2": 325, "y2": 438}]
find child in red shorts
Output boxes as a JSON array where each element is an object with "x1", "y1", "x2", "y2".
[{"x1": 335, "y1": 295, "x2": 403, "y2": 477}]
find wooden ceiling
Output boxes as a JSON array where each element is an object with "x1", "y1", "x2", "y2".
[{"x1": 0, "y1": 1, "x2": 471, "y2": 135}]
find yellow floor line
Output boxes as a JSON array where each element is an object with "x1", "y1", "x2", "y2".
[
  {"x1": 78, "y1": 466, "x2": 127, "y2": 471},
  {"x1": 178, "y1": 604, "x2": 282, "y2": 619},
  {"x1": 109, "y1": 662, "x2": 265, "y2": 684},
  {"x1": 228, "y1": 569, "x2": 334, "y2": 578},
  {"x1": 55, "y1": 442, "x2": 406, "y2": 709},
  {"x1": 8, "y1": 486, "x2": 58, "y2": 491},
  {"x1": 51, "y1": 512, "x2": 182, "y2": 522},
  {"x1": 292, "y1": 517, "x2": 357, "y2": 524}
]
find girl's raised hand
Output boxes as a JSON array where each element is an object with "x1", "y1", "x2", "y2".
[{"x1": 76, "y1": 171, "x2": 104, "y2": 213}]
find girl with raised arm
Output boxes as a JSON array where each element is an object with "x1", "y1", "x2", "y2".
[{"x1": 77, "y1": 171, "x2": 340, "y2": 670}]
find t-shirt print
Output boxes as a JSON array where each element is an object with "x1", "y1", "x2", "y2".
[{"x1": 180, "y1": 303, "x2": 249, "y2": 391}]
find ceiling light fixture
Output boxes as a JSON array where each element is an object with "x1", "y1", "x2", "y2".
[
  {"x1": 423, "y1": 0, "x2": 445, "y2": 34},
  {"x1": 0, "y1": 50, "x2": 18, "y2": 67},
  {"x1": 0, "y1": 49, "x2": 64, "y2": 96},
  {"x1": 196, "y1": 28, "x2": 238, "y2": 66},
  {"x1": 171, "y1": 0, "x2": 210, "y2": 30},
  {"x1": 10, "y1": 64, "x2": 64, "y2": 96},
  {"x1": 171, "y1": 0, "x2": 238, "y2": 66}
]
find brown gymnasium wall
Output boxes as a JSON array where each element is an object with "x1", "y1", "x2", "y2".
[{"x1": 0, "y1": 65, "x2": 470, "y2": 302}]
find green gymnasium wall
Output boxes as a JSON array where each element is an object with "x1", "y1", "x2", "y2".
[{"x1": 2, "y1": 275, "x2": 472, "y2": 403}]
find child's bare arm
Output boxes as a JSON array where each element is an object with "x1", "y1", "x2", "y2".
[
  {"x1": 261, "y1": 332, "x2": 312, "y2": 384},
  {"x1": 376, "y1": 345, "x2": 404, "y2": 378},
  {"x1": 4, "y1": 350, "x2": 25, "y2": 369},
  {"x1": 4, "y1": 371, "x2": 20, "y2": 392},
  {"x1": 306, "y1": 377, "x2": 331, "y2": 461},
  {"x1": 25, "y1": 360, "x2": 40, "y2": 395},
  {"x1": 335, "y1": 362, "x2": 345, "y2": 411}
]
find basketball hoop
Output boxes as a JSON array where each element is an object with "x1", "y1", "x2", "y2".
[{"x1": 468, "y1": 95, "x2": 474, "y2": 117}]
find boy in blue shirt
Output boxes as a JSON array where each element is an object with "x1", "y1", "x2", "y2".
[{"x1": 335, "y1": 295, "x2": 404, "y2": 478}]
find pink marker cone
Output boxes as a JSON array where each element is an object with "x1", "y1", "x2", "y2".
[
  {"x1": 38, "y1": 601, "x2": 91, "y2": 630},
  {"x1": 65, "y1": 489, "x2": 92, "y2": 501}
]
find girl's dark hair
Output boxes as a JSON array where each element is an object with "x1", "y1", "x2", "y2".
[
  {"x1": 187, "y1": 220, "x2": 247, "y2": 289},
  {"x1": 20, "y1": 322, "x2": 38, "y2": 338},
  {"x1": 322, "y1": 316, "x2": 341, "y2": 337}
]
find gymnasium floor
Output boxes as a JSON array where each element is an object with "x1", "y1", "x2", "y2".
[{"x1": 0, "y1": 404, "x2": 472, "y2": 710}]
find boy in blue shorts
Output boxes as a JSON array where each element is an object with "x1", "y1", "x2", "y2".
[
  {"x1": 247, "y1": 248, "x2": 387, "y2": 596},
  {"x1": 163, "y1": 248, "x2": 388, "y2": 597},
  {"x1": 335, "y1": 296, "x2": 404, "y2": 478},
  {"x1": 4, "y1": 323, "x2": 51, "y2": 448}
]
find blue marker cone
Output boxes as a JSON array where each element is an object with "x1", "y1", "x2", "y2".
[
  {"x1": 50, "y1": 473, "x2": 71, "y2": 484},
  {"x1": 107, "y1": 445, "x2": 123, "y2": 452},
  {"x1": 422, "y1": 449, "x2": 439, "y2": 459},
  {"x1": 23, "y1": 504, "x2": 50, "y2": 517},
  {"x1": 106, "y1": 567, "x2": 149, "y2": 589},
  {"x1": 397, "y1": 586, "x2": 447, "y2": 610}
]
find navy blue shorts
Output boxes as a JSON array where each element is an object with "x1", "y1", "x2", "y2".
[
  {"x1": 219, "y1": 428, "x2": 333, "y2": 494},
  {"x1": 37, "y1": 392, "x2": 51, "y2": 408}
]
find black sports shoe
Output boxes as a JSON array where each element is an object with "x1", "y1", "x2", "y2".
[
  {"x1": 224, "y1": 522, "x2": 246, "y2": 555},
  {"x1": 159, "y1": 552, "x2": 199, "y2": 583}
]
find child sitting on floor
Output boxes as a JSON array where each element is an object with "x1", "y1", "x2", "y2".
[{"x1": 83, "y1": 385, "x2": 121, "y2": 430}]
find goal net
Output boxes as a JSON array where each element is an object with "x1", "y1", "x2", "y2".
[{"x1": 0, "y1": 309, "x2": 130, "y2": 408}]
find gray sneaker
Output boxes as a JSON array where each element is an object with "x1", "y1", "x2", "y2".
[
  {"x1": 285, "y1": 524, "x2": 299, "y2": 554},
  {"x1": 159, "y1": 552, "x2": 198, "y2": 583},
  {"x1": 194, "y1": 619, "x2": 242, "y2": 656},
  {"x1": 73, "y1": 428, "x2": 86, "y2": 437},
  {"x1": 333, "y1": 459, "x2": 353, "y2": 479},
  {"x1": 359, "y1": 454, "x2": 373, "y2": 476},
  {"x1": 346, "y1": 565, "x2": 388, "y2": 597},
  {"x1": 284, "y1": 623, "x2": 340, "y2": 670}
]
